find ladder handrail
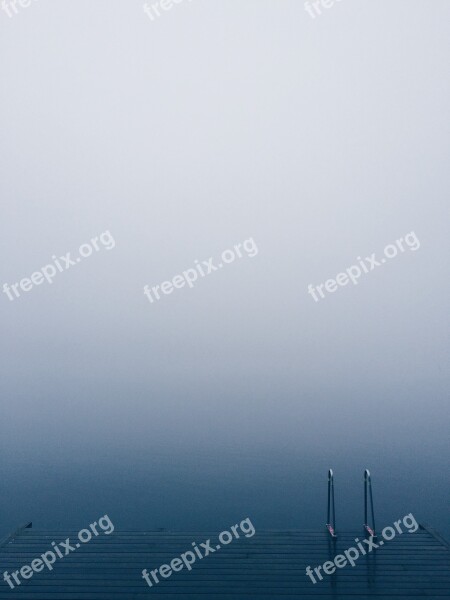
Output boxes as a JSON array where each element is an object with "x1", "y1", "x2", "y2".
[
  {"x1": 364, "y1": 469, "x2": 377, "y2": 538},
  {"x1": 326, "y1": 469, "x2": 337, "y2": 538}
]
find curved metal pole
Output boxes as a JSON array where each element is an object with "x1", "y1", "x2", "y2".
[
  {"x1": 326, "y1": 469, "x2": 337, "y2": 538},
  {"x1": 363, "y1": 469, "x2": 377, "y2": 538}
]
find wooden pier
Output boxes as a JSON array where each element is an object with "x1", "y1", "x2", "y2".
[{"x1": 0, "y1": 523, "x2": 449, "y2": 598}]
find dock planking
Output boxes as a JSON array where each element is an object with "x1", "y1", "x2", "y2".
[{"x1": 0, "y1": 524, "x2": 449, "y2": 599}]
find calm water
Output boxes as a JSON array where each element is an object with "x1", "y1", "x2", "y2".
[{"x1": 2, "y1": 416, "x2": 449, "y2": 541}]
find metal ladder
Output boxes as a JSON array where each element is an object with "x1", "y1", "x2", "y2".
[
  {"x1": 326, "y1": 469, "x2": 337, "y2": 538},
  {"x1": 325, "y1": 469, "x2": 377, "y2": 539},
  {"x1": 363, "y1": 469, "x2": 377, "y2": 538}
]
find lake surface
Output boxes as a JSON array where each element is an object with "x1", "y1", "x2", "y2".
[{"x1": 2, "y1": 406, "x2": 448, "y2": 541}]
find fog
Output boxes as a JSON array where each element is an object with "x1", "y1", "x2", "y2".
[{"x1": 1, "y1": 0, "x2": 449, "y2": 538}]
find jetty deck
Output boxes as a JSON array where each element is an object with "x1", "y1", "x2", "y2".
[{"x1": 0, "y1": 523, "x2": 449, "y2": 599}]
